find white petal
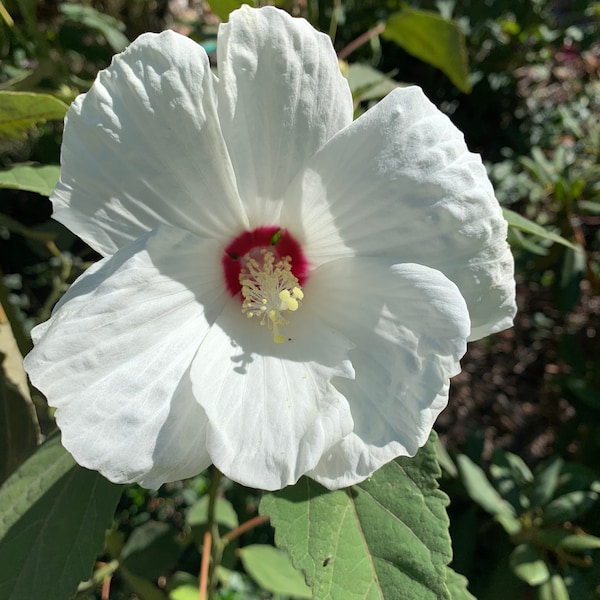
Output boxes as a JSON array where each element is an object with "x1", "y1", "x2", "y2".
[
  {"x1": 305, "y1": 258, "x2": 470, "y2": 489},
  {"x1": 283, "y1": 86, "x2": 516, "y2": 341},
  {"x1": 190, "y1": 298, "x2": 355, "y2": 490},
  {"x1": 24, "y1": 225, "x2": 228, "y2": 487},
  {"x1": 217, "y1": 5, "x2": 353, "y2": 225},
  {"x1": 53, "y1": 31, "x2": 246, "y2": 257}
]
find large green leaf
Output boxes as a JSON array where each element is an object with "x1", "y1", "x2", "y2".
[
  {"x1": 382, "y1": 8, "x2": 470, "y2": 93},
  {"x1": 0, "y1": 435, "x2": 122, "y2": 599},
  {"x1": 0, "y1": 164, "x2": 60, "y2": 197},
  {"x1": 260, "y1": 433, "x2": 455, "y2": 599},
  {"x1": 0, "y1": 92, "x2": 68, "y2": 139}
]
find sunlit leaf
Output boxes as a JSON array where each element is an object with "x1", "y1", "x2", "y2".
[
  {"x1": 0, "y1": 436, "x2": 122, "y2": 599},
  {"x1": 261, "y1": 433, "x2": 456, "y2": 599},
  {"x1": 445, "y1": 567, "x2": 477, "y2": 600},
  {"x1": 205, "y1": 0, "x2": 256, "y2": 22},
  {"x1": 239, "y1": 545, "x2": 312, "y2": 598},
  {"x1": 345, "y1": 63, "x2": 401, "y2": 104},
  {"x1": 538, "y1": 573, "x2": 569, "y2": 600},
  {"x1": 456, "y1": 454, "x2": 517, "y2": 520},
  {"x1": 509, "y1": 544, "x2": 550, "y2": 586},
  {"x1": 503, "y1": 208, "x2": 581, "y2": 252},
  {"x1": 0, "y1": 92, "x2": 68, "y2": 139},
  {"x1": 383, "y1": 7, "x2": 470, "y2": 93},
  {"x1": 187, "y1": 495, "x2": 239, "y2": 530},
  {"x1": 560, "y1": 534, "x2": 600, "y2": 552},
  {"x1": 0, "y1": 164, "x2": 60, "y2": 197},
  {"x1": 543, "y1": 491, "x2": 599, "y2": 524}
]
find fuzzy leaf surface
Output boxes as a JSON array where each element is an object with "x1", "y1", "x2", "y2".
[{"x1": 260, "y1": 434, "x2": 453, "y2": 599}]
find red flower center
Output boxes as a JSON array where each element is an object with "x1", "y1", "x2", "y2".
[
  {"x1": 222, "y1": 227, "x2": 310, "y2": 343},
  {"x1": 222, "y1": 226, "x2": 309, "y2": 298}
]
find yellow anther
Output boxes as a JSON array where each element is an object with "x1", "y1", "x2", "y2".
[
  {"x1": 284, "y1": 297, "x2": 299, "y2": 311},
  {"x1": 238, "y1": 248, "x2": 305, "y2": 344}
]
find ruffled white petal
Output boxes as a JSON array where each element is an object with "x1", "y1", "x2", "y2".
[
  {"x1": 24, "y1": 225, "x2": 228, "y2": 487},
  {"x1": 189, "y1": 298, "x2": 355, "y2": 490},
  {"x1": 217, "y1": 5, "x2": 353, "y2": 225},
  {"x1": 53, "y1": 30, "x2": 246, "y2": 257},
  {"x1": 283, "y1": 86, "x2": 515, "y2": 341},
  {"x1": 304, "y1": 258, "x2": 470, "y2": 489}
]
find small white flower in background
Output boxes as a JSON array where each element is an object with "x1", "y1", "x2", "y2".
[{"x1": 24, "y1": 5, "x2": 515, "y2": 491}]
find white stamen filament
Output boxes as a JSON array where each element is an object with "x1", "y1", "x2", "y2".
[{"x1": 239, "y1": 248, "x2": 304, "y2": 343}]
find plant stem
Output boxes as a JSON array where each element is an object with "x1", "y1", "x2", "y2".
[
  {"x1": 338, "y1": 22, "x2": 385, "y2": 60},
  {"x1": 328, "y1": 0, "x2": 341, "y2": 44},
  {"x1": 222, "y1": 515, "x2": 270, "y2": 544},
  {"x1": 199, "y1": 468, "x2": 223, "y2": 600}
]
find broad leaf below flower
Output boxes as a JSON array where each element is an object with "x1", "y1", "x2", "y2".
[
  {"x1": 0, "y1": 435, "x2": 122, "y2": 599},
  {"x1": 260, "y1": 432, "x2": 454, "y2": 599}
]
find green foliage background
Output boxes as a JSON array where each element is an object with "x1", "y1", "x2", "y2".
[{"x1": 1, "y1": 1, "x2": 599, "y2": 599}]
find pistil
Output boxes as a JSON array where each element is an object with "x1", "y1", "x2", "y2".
[{"x1": 239, "y1": 248, "x2": 304, "y2": 343}]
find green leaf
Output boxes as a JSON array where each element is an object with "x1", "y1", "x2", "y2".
[
  {"x1": 59, "y1": 4, "x2": 129, "y2": 52},
  {"x1": 489, "y1": 450, "x2": 532, "y2": 513},
  {"x1": 382, "y1": 7, "x2": 470, "y2": 93},
  {"x1": 239, "y1": 545, "x2": 312, "y2": 598},
  {"x1": 444, "y1": 568, "x2": 476, "y2": 600},
  {"x1": 559, "y1": 534, "x2": 600, "y2": 552},
  {"x1": 0, "y1": 92, "x2": 68, "y2": 139},
  {"x1": 120, "y1": 567, "x2": 168, "y2": 600},
  {"x1": 503, "y1": 208, "x2": 581, "y2": 252},
  {"x1": 543, "y1": 491, "x2": 599, "y2": 524},
  {"x1": 538, "y1": 573, "x2": 569, "y2": 600},
  {"x1": 0, "y1": 318, "x2": 39, "y2": 485},
  {"x1": 260, "y1": 433, "x2": 455, "y2": 599},
  {"x1": 456, "y1": 454, "x2": 517, "y2": 520},
  {"x1": 0, "y1": 436, "x2": 123, "y2": 599},
  {"x1": 530, "y1": 457, "x2": 563, "y2": 509},
  {"x1": 169, "y1": 583, "x2": 198, "y2": 600},
  {"x1": 435, "y1": 437, "x2": 458, "y2": 478},
  {"x1": 187, "y1": 495, "x2": 239, "y2": 530},
  {"x1": 121, "y1": 521, "x2": 183, "y2": 580},
  {"x1": 345, "y1": 64, "x2": 401, "y2": 104},
  {"x1": 205, "y1": 0, "x2": 255, "y2": 22},
  {"x1": 556, "y1": 245, "x2": 586, "y2": 313},
  {"x1": 167, "y1": 572, "x2": 200, "y2": 600},
  {"x1": 0, "y1": 164, "x2": 60, "y2": 197},
  {"x1": 509, "y1": 544, "x2": 550, "y2": 586}
]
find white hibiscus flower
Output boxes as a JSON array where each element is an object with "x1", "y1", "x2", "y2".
[{"x1": 24, "y1": 6, "x2": 516, "y2": 491}]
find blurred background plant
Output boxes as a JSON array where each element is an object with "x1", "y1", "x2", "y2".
[{"x1": 1, "y1": 1, "x2": 599, "y2": 599}]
